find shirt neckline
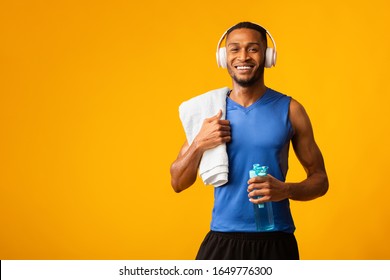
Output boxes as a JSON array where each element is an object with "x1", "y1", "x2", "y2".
[{"x1": 227, "y1": 88, "x2": 270, "y2": 112}]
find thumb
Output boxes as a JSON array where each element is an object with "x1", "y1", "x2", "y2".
[
  {"x1": 206, "y1": 109, "x2": 223, "y2": 122},
  {"x1": 214, "y1": 109, "x2": 223, "y2": 119}
]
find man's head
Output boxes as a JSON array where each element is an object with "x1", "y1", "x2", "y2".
[
  {"x1": 226, "y1": 22, "x2": 268, "y2": 47},
  {"x1": 224, "y1": 22, "x2": 269, "y2": 88}
]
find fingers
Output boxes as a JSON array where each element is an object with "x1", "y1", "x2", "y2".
[
  {"x1": 205, "y1": 109, "x2": 222, "y2": 122},
  {"x1": 247, "y1": 175, "x2": 268, "y2": 186},
  {"x1": 218, "y1": 119, "x2": 231, "y2": 126},
  {"x1": 207, "y1": 109, "x2": 227, "y2": 122},
  {"x1": 247, "y1": 175, "x2": 287, "y2": 202},
  {"x1": 248, "y1": 187, "x2": 268, "y2": 198},
  {"x1": 247, "y1": 175, "x2": 270, "y2": 201},
  {"x1": 195, "y1": 109, "x2": 231, "y2": 151},
  {"x1": 249, "y1": 195, "x2": 269, "y2": 204},
  {"x1": 205, "y1": 110, "x2": 231, "y2": 139},
  {"x1": 204, "y1": 110, "x2": 230, "y2": 131},
  {"x1": 248, "y1": 184, "x2": 270, "y2": 204}
]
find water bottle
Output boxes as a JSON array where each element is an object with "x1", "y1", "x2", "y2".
[{"x1": 249, "y1": 164, "x2": 275, "y2": 231}]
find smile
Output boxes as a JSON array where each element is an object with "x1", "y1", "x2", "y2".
[{"x1": 235, "y1": 65, "x2": 254, "y2": 70}]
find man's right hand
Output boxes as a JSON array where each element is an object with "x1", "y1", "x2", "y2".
[{"x1": 192, "y1": 110, "x2": 231, "y2": 152}]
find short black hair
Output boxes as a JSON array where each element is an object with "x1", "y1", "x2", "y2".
[{"x1": 226, "y1": 22, "x2": 267, "y2": 45}]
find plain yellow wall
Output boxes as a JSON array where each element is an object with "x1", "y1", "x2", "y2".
[{"x1": 1, "y1": 0, "x2": 390, "y2": 259}]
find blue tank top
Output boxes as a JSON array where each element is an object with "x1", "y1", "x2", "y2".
[{"x1": 210, "y1": 88, "x2": 295, "y2": 233}]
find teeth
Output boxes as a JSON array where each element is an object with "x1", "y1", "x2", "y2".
[{"x1": 236, "y1": 66, "x2": 252, "y2": 70}]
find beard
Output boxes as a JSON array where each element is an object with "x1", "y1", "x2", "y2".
[{"x1": 228, "y1": 64, "x2": 265, "y2": 88}]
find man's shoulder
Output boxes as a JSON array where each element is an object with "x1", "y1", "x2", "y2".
[
  {"x1": 289, "y1": 98, "x2": 306, "y2": 115},
  {"x1": 267, "y1": 87, "x2": 289, "y2": 98},
  {"x1": 263, "y1": 87, "x2": 292, "y2": 105}
]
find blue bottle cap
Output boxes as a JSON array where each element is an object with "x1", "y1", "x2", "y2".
[{"x1": 253, "y1": 164, "x2": 268, "y2": 176}]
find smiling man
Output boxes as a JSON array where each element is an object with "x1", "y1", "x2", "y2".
[
  {"x1": 227, "y1": 29, "x2": 265, "y2": 89},
  {"x1": 170, "y1": 22, "x2": 328, "y2": 260}
]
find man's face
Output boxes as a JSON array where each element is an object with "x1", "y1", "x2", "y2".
[{"x1": 225, "y1": 28, "x2": 266, "y2": 87}]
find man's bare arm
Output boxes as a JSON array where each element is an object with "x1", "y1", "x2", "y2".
[
  {"x1": 170, "y1": 110, "x2": 231, "y2": 193},
  {"x1": 247, "y1": 98, "x2": 328, "y2": 202},
  {"x1": 286, "y1": 98, "x2": 329, "y2": 200}
]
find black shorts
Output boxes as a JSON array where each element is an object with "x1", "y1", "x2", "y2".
[{"x1": 196, "y1": 230, "x2": 299, "y2": 260}]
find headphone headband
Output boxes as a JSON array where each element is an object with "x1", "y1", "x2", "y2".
[{"x1": 216, "y1": 22, "x2": 277, "y2": 68}]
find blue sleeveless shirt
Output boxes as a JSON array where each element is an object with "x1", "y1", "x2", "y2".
[{"x1": 210, "y1": 88, "x2": 295, "y2": 233}]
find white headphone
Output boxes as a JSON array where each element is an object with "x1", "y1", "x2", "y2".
[{"x1": 216, "y1": 23, "x2": 277, "y2": 69}]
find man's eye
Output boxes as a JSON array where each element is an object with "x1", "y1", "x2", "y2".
[
  {"x1": 229, "y1": 48, "x2": 238, "y2": 52},
  {"x1": 249, "y1": 48, "x2": 258, "y2": 52}
]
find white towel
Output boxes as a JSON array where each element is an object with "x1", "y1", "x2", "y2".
[{"x1": 179, "y1": 87, "x2": 230, "y2": 187}]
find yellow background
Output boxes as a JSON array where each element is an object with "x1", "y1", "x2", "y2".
[{"x1": 1, "y1": 0, "x2": 389, "y2": 259}]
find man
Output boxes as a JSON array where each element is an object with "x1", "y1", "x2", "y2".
[{"x1": 170, "y1": 22, "x2": 328, "y2": 260}]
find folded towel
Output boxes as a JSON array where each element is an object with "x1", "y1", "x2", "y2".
[{"x1": 179, "y1": 87, "x2": 230, "y2": 187}]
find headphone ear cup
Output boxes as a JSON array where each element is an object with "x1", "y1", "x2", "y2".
[
  {"x1": 265, "y1": 47, "x2": 276, "y2": 68},
  {"x1": 218, "y1": 47, "x2": 227, "y2": 68}
]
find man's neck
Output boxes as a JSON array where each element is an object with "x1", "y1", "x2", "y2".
[{"x1": 229, "y1": 81, "x2": 267, "y2": 108}]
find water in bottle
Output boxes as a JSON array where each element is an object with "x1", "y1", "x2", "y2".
[{"x1": 249, "y1": 164, "x2": 275, "y2": 231}]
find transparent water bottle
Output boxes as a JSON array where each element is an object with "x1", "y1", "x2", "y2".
[{"x1": 249, "y1": 164, "x2": 275, "y2": 231}]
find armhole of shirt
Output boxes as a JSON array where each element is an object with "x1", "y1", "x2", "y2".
[{"x1": 287, "y1": 96, "x2": 295, "y2": 139}]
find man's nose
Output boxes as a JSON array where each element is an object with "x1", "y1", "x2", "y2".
[{"x1": 237, "y1": 49, "x2": 249, "y2": 60}]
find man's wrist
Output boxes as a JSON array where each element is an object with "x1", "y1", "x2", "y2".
[
  {"x1": 284, "y1": 182, "x2": 294, "y2": 199},
  {"x1": 191, "y1": 139, "x2": 206, "y2": 155}
]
